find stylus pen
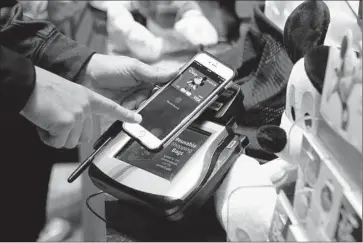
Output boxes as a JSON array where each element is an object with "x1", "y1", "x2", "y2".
[{"x1": 67, "y1": 137, "x2": 112, "y2": 183}]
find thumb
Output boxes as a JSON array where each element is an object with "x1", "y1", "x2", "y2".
[
  {"x1": 89, "y1": 90, "x2": 142, "y2": 123},
  {"x1": 131, "y1": 59, "x2": 178, "y2": 84}
]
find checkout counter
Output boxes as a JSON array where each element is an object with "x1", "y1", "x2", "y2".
[{"x1": 88, "y1": 194, "x2": 226, "y2": 241}]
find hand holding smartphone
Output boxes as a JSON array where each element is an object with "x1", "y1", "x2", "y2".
[{"x1": 123, "y1": 53, "x2": 236, "y2": 150}]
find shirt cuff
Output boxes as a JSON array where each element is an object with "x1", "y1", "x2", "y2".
[{"x1": 35, "y1": 30, "x2": 96, "y2": 83}]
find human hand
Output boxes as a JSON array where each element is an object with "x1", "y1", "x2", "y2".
[
  {"x1": 118, "y1": 83, "x2": 156, "y2": 110},
  {"x1": 20, "y1": 67, "x2": 142, "y2": 149},
  {"x1": 174, "y1": 5, "x2": 218, "y2": 47},
  {"x1": 81, "y1": 54, "x2": 177, "y2": 103}
]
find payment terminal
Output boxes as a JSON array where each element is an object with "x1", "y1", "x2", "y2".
[{"x1": 86, "y1": 83, "x2": 249, "y2": 220}]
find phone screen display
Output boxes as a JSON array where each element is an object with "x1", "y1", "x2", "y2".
[{"x1": 139, "y1": 61, "x2": 226, "y2": 140}]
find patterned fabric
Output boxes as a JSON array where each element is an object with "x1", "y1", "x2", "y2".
[
  {"x1": 214, "y1": 3, "x2": 293, "y2": 160},
  {"x1": 237, "y1": 33, "x2": 292, "y2": 126},
  {"x1": 217, "y1": 4, "x2": 293, "y2": 126}
]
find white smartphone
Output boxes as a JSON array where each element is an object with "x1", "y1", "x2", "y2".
[{"x1": 122, "y1": 52, "x2": 236, "y2": 150}]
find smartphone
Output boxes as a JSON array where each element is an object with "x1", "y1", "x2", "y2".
[{"x1": 122, "y1": 52, "x2": 236, "y2": 150}]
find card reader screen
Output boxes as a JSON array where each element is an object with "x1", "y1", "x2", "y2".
[
  {"x1": 139, "y1": 61, "x2": 225, "y2": 140},
  {"x1": 115, "y1": 128, "x2": 209, "y2": 181}
]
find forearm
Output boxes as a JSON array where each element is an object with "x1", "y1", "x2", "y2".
[
  {"x1": 0, "y1": 0, "x2": 95, "y2": 82},
  {"x1": 107, "y1": 3, "x2": 164, "y2": 61}
]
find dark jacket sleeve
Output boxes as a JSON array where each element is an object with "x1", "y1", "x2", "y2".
[
  {"x1": 0, "y1": 45, "x2": 35, "y2": 115},
  {"x1": 0, "y1": 0, "x2": 95, "y2": 82}
]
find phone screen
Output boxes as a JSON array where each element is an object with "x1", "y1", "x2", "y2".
[{"x1": 139, "y1": 61, "x2": 226, "y2": 140}]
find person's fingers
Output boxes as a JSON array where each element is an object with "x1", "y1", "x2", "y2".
[
  {"x1": 123, "y1": 95, "x2": 149, "y2": 110},
  {"x1": 89, "y1": 90, "x2": 142, "y2": 123},
  {"x1": 122, "y1": 88, "x2": 152, "y2": 110},
  {"x1": 79, "y1": 115, "x2": 93, "y2": 143},
  {"x1": 37, "y1": 126, "x2": 72, "y2": 149},
  {"x1": 134, "y1": 94, "x2": 149, "y2": 109},
  {"x1": 64, "y1": 115, "x2": 84, "y2": 149},
  {"x1": 37, "y1": 129, "x2": 51, "y2": 146},
  {"x1": 138, "y1": 100, "x2": 148, "y2": 109},
  {"x1": 131, "y1": 59, "x2": 178, "y2": 84},
  {"x1": 122, "y1": 99, "x2": 138, "y2": 110},
  {"x1": 79, "y1": 101, "x2": 93, "y2": 143}
]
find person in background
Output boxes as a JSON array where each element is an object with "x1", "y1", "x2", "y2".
[
  {"x1": 19, "y1": 1, "x2": 84, "y2": 24},
  {"x1": 0, "y1": 0, "x2": 176, "y2": 241},
  {"x1": 106, "y1": 1, "x2": 219, "y2": 61},
  {"x1": 18, "y1": 1, "x2": 49, "y2": 19}
]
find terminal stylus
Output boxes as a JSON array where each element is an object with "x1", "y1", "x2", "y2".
[{"x1": 67, "y1": 137, "x2": 112, "y2": 183}]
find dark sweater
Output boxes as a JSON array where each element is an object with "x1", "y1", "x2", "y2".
[{"x1": 0, "y1": 1, "x2": 94, "y2": 241}]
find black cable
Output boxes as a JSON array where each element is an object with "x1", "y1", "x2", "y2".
[
  {"x1": 85, "y1": 191, "x2": 121, "y2": 231},
  {"x1": 86, "y1": 191, "x2": 109, "y2": 223}
]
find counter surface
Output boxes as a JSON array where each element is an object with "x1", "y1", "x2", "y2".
[{"x1": 104, "y1": 196, "x2": 226, "y2": 242}]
